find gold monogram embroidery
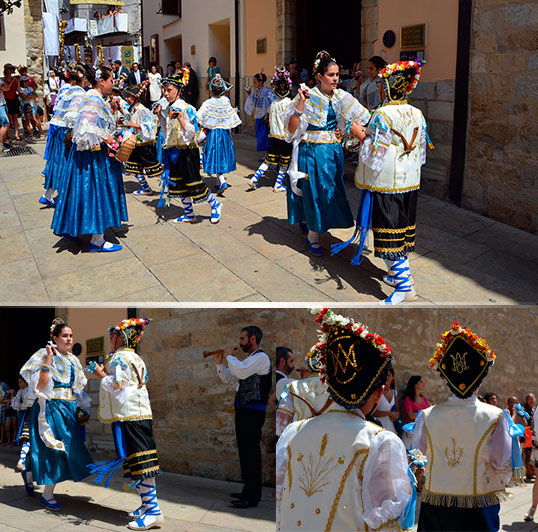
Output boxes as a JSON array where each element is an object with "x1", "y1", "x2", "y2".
[
  {"x1": 444, "y1": 437, "x2": 463, "y2": 468},
  {"x1": 298, "y1": 434, "x2": 342, "y2": 497},
  {"x1": 450, "y1": 352, "x2": 470, "y2": 374},
  {"x1": 328, "y1": 337, "x2": 362, "y2": 384}
]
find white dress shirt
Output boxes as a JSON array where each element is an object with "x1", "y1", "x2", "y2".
[{"x1": 216, "y1": 349, "x2": 271, "y2": 391}]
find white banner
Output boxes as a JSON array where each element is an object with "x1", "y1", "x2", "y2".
[
  {"x1": 43, "y1": 12, "x2": 60, "y2": 57},
  {"x1": 44, "y1": 0, "x2": 59, "y2": 15}
]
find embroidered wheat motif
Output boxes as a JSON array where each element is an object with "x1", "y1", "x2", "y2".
[{"x1": 298, "y1": 434, "x2": 340, "y2": 497}]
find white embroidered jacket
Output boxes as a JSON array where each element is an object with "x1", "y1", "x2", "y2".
[
  {"x1": 98, "y1": 348, "x2": 152, "y2": 423},
  {"x1": 413, "y1": 396, "x2": 512, "y2": 508},
  {"x1": 277, "y1": 405, "x2": 411, "y2": 532}
]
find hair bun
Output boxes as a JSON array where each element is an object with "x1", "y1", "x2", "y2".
[{"x1": 315, "y1": 50, "x2": 332, "y2": 62}]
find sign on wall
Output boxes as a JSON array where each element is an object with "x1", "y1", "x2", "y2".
[
  {"x1": 122, "y1": 46, "x2": 134, "y2": 68},
  {"x1": 401, "y1": 23, "x2": 427, "y2": 49}
]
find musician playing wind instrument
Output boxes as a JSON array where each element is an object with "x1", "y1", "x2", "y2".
[{"x1": 213, "y1": 325, "x2": 271, "y2": 509}]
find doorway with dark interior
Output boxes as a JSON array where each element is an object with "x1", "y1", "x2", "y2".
[{"x1": 295, "y1": 0, "x2": 362, "y2": 78}]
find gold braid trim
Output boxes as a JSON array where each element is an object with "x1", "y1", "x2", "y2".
[
  {"x1": 126, "y1": 449, "x2": 157, "y2": 461},
  {"x1": 473, "y1": 412, "x2": 502, "y2": 494},
  {"x1": 421, "y1": 489, "x2": 507, "y2": 509},
  {"x1": 372, "y1": 225, "x2": 416, "y2": 234},
  {"x1": 324, "y1": 451, "x2": 362, "y2": 532},
  {"x1": 287, "y1": 445, "x2": 292, "y2": 492}
]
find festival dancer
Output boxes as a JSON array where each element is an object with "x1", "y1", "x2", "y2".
[
  {"x1": 11, "y1": 375, "x2": 35, "y2": 471},
  {"x1": 19, "y1": 318, "x2": 93, "y2": 510},
  {"x1": 286, "y1": 50, "x2": 370, "y2": 256},
  {"x1": 412, "y1": 322, "x2": 514, "y2": 532},
  {"x1": 196, "y1": 74, "x2": 241, "y2": 196},
  {"x1": 336, "y1": 59, "x2": 434, "y2": 304},
  {"x1": 40, "y1": 65, "x2": 86, "y2": 207},
  {"x1": 276, "y1": 308, "x2": 416, "y2": 531},
  {"x1": 244, "y1": 72, "x2": 276, "y2": 154},
  {"x1": 51, "y1": 66, "x2": 128, "y2": 252},
  {"x1": 156, "y1": 71, "x2": 222, "y2": 223},
  {"x1": 122, "y1": 82, "x2": 163, "y2": 196},
  {"x1": 87, "y1": 318, "x2": 164, "y2": 531},
  {"x1": 248, "y1": 67, "x2": 293, "y2": 192}
]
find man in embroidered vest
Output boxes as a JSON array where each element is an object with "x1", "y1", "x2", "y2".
[
  {"x1": 413, "y1": 322, "x2": 513, "y2": 532},
  {"x1": 215, "y1": 325, "x2": 272, "y2": 508},
  {"x1": 276, "y1": 308, "x2": 414, "y2": 531}
]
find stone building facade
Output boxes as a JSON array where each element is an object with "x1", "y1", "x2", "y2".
[
  {"x1": 465, "y1": 0, "x2": 538, "y2": 233},
  {"x1": 24, "y1": 0, "x2": 44, "y2": 87},
  {"x1": 82, "y1": 306, "x2": 537, "y2": 487}
]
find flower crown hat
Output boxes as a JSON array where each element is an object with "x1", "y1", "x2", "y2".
[
  {"x1": 123, "y1": 80, "x2": 150, "y2": 100},
  {"x1": 305, "y1": 341, "x2": 323, "y2": 375},
  {"x1": 111, "y1": 73, "x2": 127, "y2": 93},
  {"x1": 209, "y1": 73, "x2": 233, "y2": 95},
  {"x1": 429, "y1": 321, "x2": 496, "y2": 399},
  {"x1": 379, "y1": 58, "x2": 424, "y2": 102},
  {"x1": 309, "y1": 308, "x2": 393, "y2": 410},
  {"x1": 271, "y1": 67, "x2": 292, "y2": 98},
  {"x1": 108, "y1": 318, "x2": 152, "y2": 350},
  {"x1": 161, "y1": 67, "x2": 190, "y2": 89}
]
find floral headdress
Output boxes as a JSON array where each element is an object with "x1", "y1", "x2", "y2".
[
  {"x1": 271, "y1": 67, "x2": 292, "y2": 98},
  {"x1": 209, "y1": 73, "x2": 233, "y2": 95},
  {"x1": 123, "y1": 80, "x2": 150, "y2": 100},
  {"x1": 429, "y1": 321, "x2": 496, "y2": 399},
  {"x1": 309, "y1": 308, "x2": 393, "y2": 409},
  {"x1": 379, "y1": 59, "x2": 424, "y2": 101},
  {"x1": 108, "y1": 318, "x2": 152, "y2": 349},
  {"x1": 161, "y1": 66, "x2": 190, "y2": 89}
]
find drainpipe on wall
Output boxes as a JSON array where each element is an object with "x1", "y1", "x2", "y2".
[
  {"x1": 448, "y1": 0, "x2": 473, "y2": 206},
  {"x1": 234, "y1": 0, "x2": 240, "y2": 111}
]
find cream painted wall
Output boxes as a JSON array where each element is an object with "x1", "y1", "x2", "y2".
[
  {"x1": 244, "y1": 0, "x2": 277, "y2": 80},
  {"x1": 0, "y1": 8, "x2": 29, "y2": 69},
  {"x1": 65, "y1": 308, "x2": 127, "y2": 362},
  {"x1": 374, "y1": 0, "x2": 458, "y2": 82}
]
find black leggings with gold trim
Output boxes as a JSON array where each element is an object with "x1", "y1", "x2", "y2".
[
  {"x1": 122, "y1": 419, "x2": 162, "y2": 481},
  {"x1": 372, "y1": 190, "x2": 418, "y2": 260}
]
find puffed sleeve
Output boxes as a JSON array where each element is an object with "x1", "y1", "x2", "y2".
[
  {"x1": 20, "y1": 348, "x2": 53, "y2": 399},
  {"x1": 411, "y1": 409, "x2": 428, "y2": 453},
  {"x1": 63, "y1": 91, "x2": 85, "y2": 128},
  {"x1": 244, "y1": 92, "x2": 256, "y2": 116},
  {"x1": 488, "y1": 411, "x2": 514, "y2": 484},
  {"x1": 136, "y1": 105, "x2": 157, "y2": 142},
  {"x1": 361, "y1": 430, "x2": 412, "y2": 529},
  {"x1": 276, "y1": 382, "x2": 294, "y2": 436},
  {"x1": 285, "y1": 95, "x2": 308, "y2": 144},
  {"x1": 101, "y1": 352, "x2": 132, "y2": 405},
  {"x1": 360, "y1": 111, "x2": 392, "y2": 172}
]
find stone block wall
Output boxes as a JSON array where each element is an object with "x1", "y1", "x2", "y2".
[
  {"x1": 24, "y1": 0, "x2": 44, "y2": 88},
  {"x1": 83, "y1": 306, "x2": 537, "y2": 487},
  {"x1": 410, "y1": 79, "x2": 456, "y2": 198},
  {"x1": 466, "y1": 0, "x2": 538, "y2": 233},
  {"x1": 361, "y1": 0, "x2": 378, "y2": 61}
]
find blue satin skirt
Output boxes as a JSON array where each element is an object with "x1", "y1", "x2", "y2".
[
  {"x1": 202, "y1": 128, "x2": 236, "y2": 175},
  {"x1": 287, "y1": 141, "x2": 354, "y2": 233},
  {"x1": 51, "y1": 145, "x2": 128, "y2": 237},
  {"x1": 44, "y1": 124, "x2": 58, "y2": 161},
  {"x1": 28, "y1": 399, "x2": 93, "y2": 485},
  {"x1": 255, "y1": 117, "x2": 270, "y2": 152},
  {"x1": 43, "y1": 126, "x2": 69, "y2": 191}
]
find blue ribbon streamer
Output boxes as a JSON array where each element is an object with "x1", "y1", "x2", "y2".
[
  {"x1": 158, "y1": 147, "x2": 180, "y2": 207},
  {"x1": 331, "y1": 189, "x2": 373, "y2": 265},
  {"x1": 503, "y1": 410, "x2": 525, "y2": 474},
  {"x1": 87, "y1": 421, "x2": 127, "y2": 488}
]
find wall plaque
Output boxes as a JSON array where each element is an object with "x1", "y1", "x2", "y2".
[
  {"x1": 86, "y1": 336, "x2": 105, "y2": 356},
  {"x1": 256, "y1": 38, "x2": 267, "y2": 54},
  {"x1": 401, "y1": 24, "x2": 426, "y2": 49}
]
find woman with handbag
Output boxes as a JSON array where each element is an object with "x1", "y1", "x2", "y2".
[{"x1": 19, "y1": 318, "x2": 93, "y2": 511}]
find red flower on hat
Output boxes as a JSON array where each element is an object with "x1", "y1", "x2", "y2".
[
  {"x1": 365, "y1": 333, "x2": 375, "y2": 342},
  {"x1": 374, "y1": 336, "x2": 385, "y2": 346}
]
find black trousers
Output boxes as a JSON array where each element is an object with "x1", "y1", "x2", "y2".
[
  {"x1": 235, "y1": 408, "x2": 266, "y2": 503},
  {"x1": 418, "y1": 502, "x2": 494, "y2": 532}
]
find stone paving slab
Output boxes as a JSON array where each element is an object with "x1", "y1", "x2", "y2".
[
  {"x1": 0, "y1": 446, "x2": 274, "y2": 532},
  {"x1": 0, "y1": 131, "x2": 537, "y2": 304}
]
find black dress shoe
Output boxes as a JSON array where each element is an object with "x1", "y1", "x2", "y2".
[
  {"x1": 230, "y1": 498, "x2": 258, "y2": 508},
  {"x1": 230, "y1": 492, "x2": 243, "y2": 499}
]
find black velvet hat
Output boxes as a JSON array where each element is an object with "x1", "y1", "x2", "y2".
[
  {"x1": 379, "y1": 59, "x2": 424, "y2": 102},
  {"x1": 108, "y1": 318, "x2": 151, "y2": 350},
  {"x1": 429, "y1": 322, "x2": 496, "y2": 399},
  {"x1": 310, "y1": 309, "x2": 393, "y2": 409}
]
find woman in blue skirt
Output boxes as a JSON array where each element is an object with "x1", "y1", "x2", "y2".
[
  {"x1": 196, "y1": 74, "x2": 241, "y2": 196},
  {"x1": 286, "y1": 50, "x2": 370, "y2": 256},
  {"x1": 40, "y1": 67, "x2": 79, "y2": 207},
  {"x1": 20, "y1": 318, "x2": 93, "y2": 511},
  {"x1": 244, "y1": 72, "x2": 276, "y2": 153},
  {"x1": 51, "y1": 65, "x2": 127, "y2": 252}
]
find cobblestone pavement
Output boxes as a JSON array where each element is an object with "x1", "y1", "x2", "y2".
[
  {"x1": 0, "y1": 446, "x2": 275, "y2": 532},
  {"x1": 1, "y1": 132, "x2": 537, "y2": 304}
]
